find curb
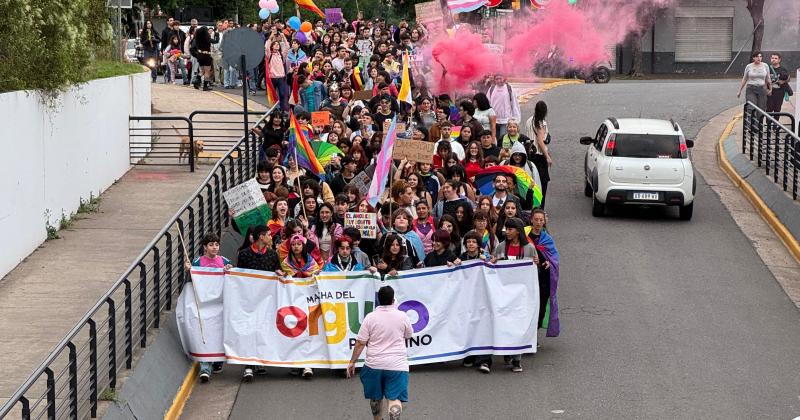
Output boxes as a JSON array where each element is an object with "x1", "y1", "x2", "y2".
[
  {"x1": 519, "y1": 80, "x2": 583, "y2": 104},
  {"x1": 717, "y1": 114, "x2": 800, "y2": 263},
  {"x1": 164, "y1": 362, "x2": 198, "y2": 420}
]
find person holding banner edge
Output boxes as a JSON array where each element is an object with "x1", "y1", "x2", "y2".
[{"x1": 347, "y1": 285, "x2": 413, "y2": 420}]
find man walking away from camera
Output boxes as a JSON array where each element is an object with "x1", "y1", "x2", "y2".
[{"x1": 347, "y1": 285, "x2": 412, "y2": 420}]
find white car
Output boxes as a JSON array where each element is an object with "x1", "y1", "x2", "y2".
[{"x1": 580, "y1": 117, "x2": 696, "y2": 220}]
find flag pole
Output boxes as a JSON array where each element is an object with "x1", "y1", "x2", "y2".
[
  {"x1": 177, "y1": 227, "x2": 207, "y2": 344},
  {"x1": 293, "y1": 137, "x2": 309, "y2": 222}
]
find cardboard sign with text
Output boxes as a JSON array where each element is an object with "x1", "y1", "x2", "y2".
[
  {"x1": 311, "y1": 111, "x2": 331, "y2": 128},
  {"x1": 345, "y1": 212, "x2": 378, "y2": 239},
  {"x1": 415, "y1": 1, "x2": 443, "y2": 24},
  {"x1": 325, "y1": 8, "x2": 343, "y2": 24},
  {"x1": 394, "y1": 139, "x2": 435, "y2": 163},
  {"x1": 348, "y1": 171, "x2": 372, "y2": 196},
  {"x1": 223, "y1": 179, "x2": 271, "y2": 236},
  {"x1": 353, "y1": 90, "x2": 373, "y2": 102}
]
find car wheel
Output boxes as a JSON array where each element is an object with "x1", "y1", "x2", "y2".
[
  {"x1": 592, "y1": 194, "x2": 605, "y2": 217},
  {"x1": 679, "y1": 202, "x2": 693, "y2": 220},
  {"x1": 584, "y1": 180, "x2": 593, "y2": 197}
]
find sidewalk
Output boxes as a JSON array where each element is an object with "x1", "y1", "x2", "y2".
[
  {"x1": 0, "y1": 84, "x2": 266, "y2": 407},
  {"x1": 691, "y1": 103, "x2": 800, "y2": 307}
]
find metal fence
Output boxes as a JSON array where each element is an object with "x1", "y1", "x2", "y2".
[
  {"x1": 0, "y1": 104, "x2": 276, "y2": 420},
  {"x1": 129, "y1": 111, "x2": 264, "y2": 172},
  {"x1": 742, "y1": 101, "x2": 800, "y2": 201}
]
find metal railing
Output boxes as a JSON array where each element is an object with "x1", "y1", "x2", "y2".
[
  {"x1": 128, "y1": 110, "x2": 264, "y2": 172},
  {"x1": 742, "y1": 101, "x2": 800, "y2": 200},
  {"x1": 0, "y1": 104, "x2": 276, "y2": 420}
]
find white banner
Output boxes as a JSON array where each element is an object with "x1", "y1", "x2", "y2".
[{"x1": 177, "y1": 260, "x2": 539, "y2": 368}]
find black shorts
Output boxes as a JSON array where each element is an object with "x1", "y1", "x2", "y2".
[{"x1": 196, "y1": 52, "x2": 212, "y2": 67}]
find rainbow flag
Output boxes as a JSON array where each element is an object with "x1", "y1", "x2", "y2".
[
  {"x1": 288, "y1": 111, "x2": 324, "y2": 176},
  {"x1": 397, "y1": 52, "x2": 413, "y2": 106},
  {"x1": 366, "y1": 117, "x2": 399, "y2": 207},
  {"x1": 265, "y1": 53, "x2": 278, "y2": 108},
  {"x1": 474, "y1": 165, "x2": 543, "y2": 207},
  {"x1": 295, "y1": 0, "x2": 325, "y2": 18}
]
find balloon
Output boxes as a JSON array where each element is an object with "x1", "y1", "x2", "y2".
[
  {"x1": 258, "y1": 8, "x2": 269, "y2": 19},
  {"x1": 300, "y1": 21, "x2": 312, "y2": 33},
  {"x1": 288, "y1": 16, "x2": 301, "y2": 30},
  {"x1": 258, "y1": 0, "x2": 269, "y2": 8},
  {"x1": 295, "y1": 31, "x2": 307, "y2": 44},
  {"x1": 265, "y1": 0, "x2": 278, "y2": 8},
  {"x1": 268, "y1": 4, "x2": 279, "y2": 13}
]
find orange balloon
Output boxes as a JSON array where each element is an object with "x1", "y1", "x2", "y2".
[{"x1": 300, "y1": 21, "x2": 312, "y2": 32}]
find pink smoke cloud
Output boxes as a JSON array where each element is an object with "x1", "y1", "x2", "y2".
[{"x1": 429, "y1": 29, "x2": 502, "y2": 92}]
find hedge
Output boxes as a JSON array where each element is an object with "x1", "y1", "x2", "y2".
[{"x1": 0, "y1": 0, "x2": 114, "y2": 93}]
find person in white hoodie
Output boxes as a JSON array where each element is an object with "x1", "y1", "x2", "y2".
[{"x1": 501, "y1": 141, "x2": 542, "y2": 212}]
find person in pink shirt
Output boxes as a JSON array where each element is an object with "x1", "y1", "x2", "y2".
[{"x1": 347, "y1": 286, "x2": 412, "y2": 420}]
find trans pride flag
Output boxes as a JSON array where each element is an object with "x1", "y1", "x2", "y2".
[
  {"x1": 366, "y1": 116, "x2": 398, "y2": 207},
  {"x1": 287, "y1": 111, "x2": 324, "y2": 176},
  {"x1": 447, "y1": 0, "x2": 488, "y2": 13}
]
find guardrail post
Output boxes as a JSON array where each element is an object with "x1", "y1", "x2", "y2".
[
  {"x1": 205, "y1": 184, "x2": 215, "y2": 235},
  {"x1": 138, "y1": 262, "x2": 147, "y2": 348},
  {"x1": 165, "y1": 233, "x2": 173, "y2": 310},
  {"x1": 212, "y1": 174, "x2": 221, "y2": 233},
  {"x1": 67, "y1": 341, "x2": 78, "y2": 419},
  {"x1": 765, "y1": 119, "x2": 772, "y2": 175},
  {"x1": 177, "y1": 220, "x2": 187, "y2": 288},
  {"x1": 188, "y1": 121, "x2": 195, "y2": 173},
  {"x1": 188, "y1": 207, "x2": 196, "y2": 259},
  {"x1": 152, "y1": 246, "x2": 161, "y2": 328},
  {"x1": 106, "y1": 298, "x2": 117, "y2": 389},
  {"x1": 123, "y1": 279, "x2": 132, "y2": 369},
  {"x1": 19, "y1": 396, "x2": 30, "y2": 420},
  {"x1": 45, "y1": 367, "x2": 55, "y2": 420},
  {"x1": 198, "y1": 195, "x2": 206, "y2": 239},
  {"x1": 87, "y1": 319, "x2": 98, "y2": 418}
]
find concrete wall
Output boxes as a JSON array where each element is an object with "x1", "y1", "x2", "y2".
[
  {"x1": 622, "y1": 0, "x2": 800, "y2": 74},
  {"x1": 0, "y1": 71, "x2": 151, "y2": 279}
]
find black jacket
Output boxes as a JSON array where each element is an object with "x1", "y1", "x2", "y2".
[{"x1": 237, "y1": 246, "x2": 280, "y2": 272}]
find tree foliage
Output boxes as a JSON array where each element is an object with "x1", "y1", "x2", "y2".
[{"x1": 0, "y1": 0, "x2": 113, "y2": 93}]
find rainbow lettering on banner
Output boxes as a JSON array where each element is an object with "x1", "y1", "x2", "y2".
[{"x1": 288, "y1": 111, "x2": 324, "y2": 176}]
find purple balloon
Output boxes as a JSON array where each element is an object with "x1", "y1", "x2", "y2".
[{"x1": 295, "y1": 31, "x2": 307, "y2": 44}]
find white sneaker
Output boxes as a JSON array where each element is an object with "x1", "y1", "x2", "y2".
[
  {"x1": 242, "y1": 368, "x2": 254, "y2": 382},
  {"x1": 478, "y1": 363, "x2": 491, "y2": 374},
  {"x1": 302, "y1": 367, "x2": 314, "y2": 378}
]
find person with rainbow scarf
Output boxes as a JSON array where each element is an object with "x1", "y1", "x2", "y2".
[{"x1": 525, "y1": 209, "x2": 560, "y2": 338}]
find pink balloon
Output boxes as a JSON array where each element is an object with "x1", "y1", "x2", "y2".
[
  {"x1": 265, "y1": 0, "x2": 278, "y2": 9},
  {"x1": 258, "y1": 0, "x2": 269, "y2": 8}
]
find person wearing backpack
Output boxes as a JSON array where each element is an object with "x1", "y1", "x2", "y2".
[
  {"x1": 500, "y1": 141, "x2": 542, "y2": 211},
  {"x1": 488, "y1": 74, "x2": 521, "y2": 141}
]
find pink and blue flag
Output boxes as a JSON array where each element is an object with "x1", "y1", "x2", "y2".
[
  {"x1": 447, "y1": 0, "x2": 488, "y2": 13},
  {"x1": 366, "y1": 117, "x2": 398, "y2": 207}
]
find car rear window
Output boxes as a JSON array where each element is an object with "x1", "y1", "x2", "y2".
[{"x1": 611, "y1": 134, "x2": 681, "y2": 158}]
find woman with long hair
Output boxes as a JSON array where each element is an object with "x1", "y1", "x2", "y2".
[
  {"x1": 193, "y1": 26, "x2": 214, "y2": 91},
  {"x1": 453, "y1": 201, "x2": 474, "y2": 237},
  {"x1": 268, "y1": 166, "x2": 291, "y2": 193},
  {"x1": 413, "y1": 97, "x2": 437, "y2": 131},
  {"x1": 495, "y1": 199, "x2": 521, "y2": 240},
  {"x1": 374, "y1": 233, "x2": 413, "y2": 276},
  {"x1": 259, "y1": 111, "x2": 287, "y2": 157},
  {"x1": 313, "y1": 203, "x2": 343, "y2": 262},
  {"x1": 347, "y1": 143, "x2": 368, "y2": 173},
  {"x1": 268, "y1": 197, "x2": 291, "y2": 237},
  {"x1": 455, "y1": 125, "x2": 474, "y2": 149},
  {"x1": 432, "y1": 140, "x2": 454, "y2": 170},
  {"x1": 408, "y1": 173, "x2": 433, "y2": 209},
  {"x1": 140, "y1": 20, "x2": 160, "y2": 82},
  {"x1": 525, "y1": 101, "x2": 553, "y2": 208},
  {"x1": 412, "y1": 200, "x2": 435, "y2": 254},
  {"x1": 266, "y1": 40, "x2": 291, "y2": 110},
  {"x1": 472, "y1": 92, "x2": 497, "y2": 139},
  {"x1": 464, "y1": 140, "x2": 484, "y2": 185},
  {"x1": 437, "y1": 214, "x2": 461, "y2": 255}
]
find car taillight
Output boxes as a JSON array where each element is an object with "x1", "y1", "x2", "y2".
[
  {"x1": 604, "y1": 134, "x2": 616, "y2": 156},
  {"x1": 678, "y1": 135, "x2": 688, "y2": 158}
]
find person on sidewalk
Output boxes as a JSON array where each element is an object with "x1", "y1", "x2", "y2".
[
  {"x1": 236, "y1": 225, "x2": 285, "y2": 382},
  {"x1": 487, "y1": 74, "x2": 521, "y2": 140},
  {"x1": 737, "y1": 51, "x2": 772, "y2": 109},
  {"x1": 347, "y1": 285, "x2": 413, "y2": 420},
  {"x1": 767, "y1": 53, "x2": 792, "y2": 113},
  {"x1": 183, "y1": 232, "x2": 232, "y2": 382}
]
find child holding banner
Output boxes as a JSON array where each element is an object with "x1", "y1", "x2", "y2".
[{"x1": 183, "y1": 233, "x2": 232, "y2": 383}]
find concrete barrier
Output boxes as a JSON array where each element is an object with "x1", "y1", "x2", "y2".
[{"x1": 0, "y1": 71, "x2": 151, "y2": 279}]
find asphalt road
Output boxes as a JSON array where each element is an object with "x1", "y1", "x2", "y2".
[{"x1": 213, "y1": 80, "x2": 800, "y2": 419}]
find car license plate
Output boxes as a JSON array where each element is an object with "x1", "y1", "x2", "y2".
[{"x1": 633, "y1": 192, "x2": 659, "y2": 200}]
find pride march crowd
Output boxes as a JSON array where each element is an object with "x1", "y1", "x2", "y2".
[{"x1": 179, "y1": 7, "x2": 561, "y2": 419}]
